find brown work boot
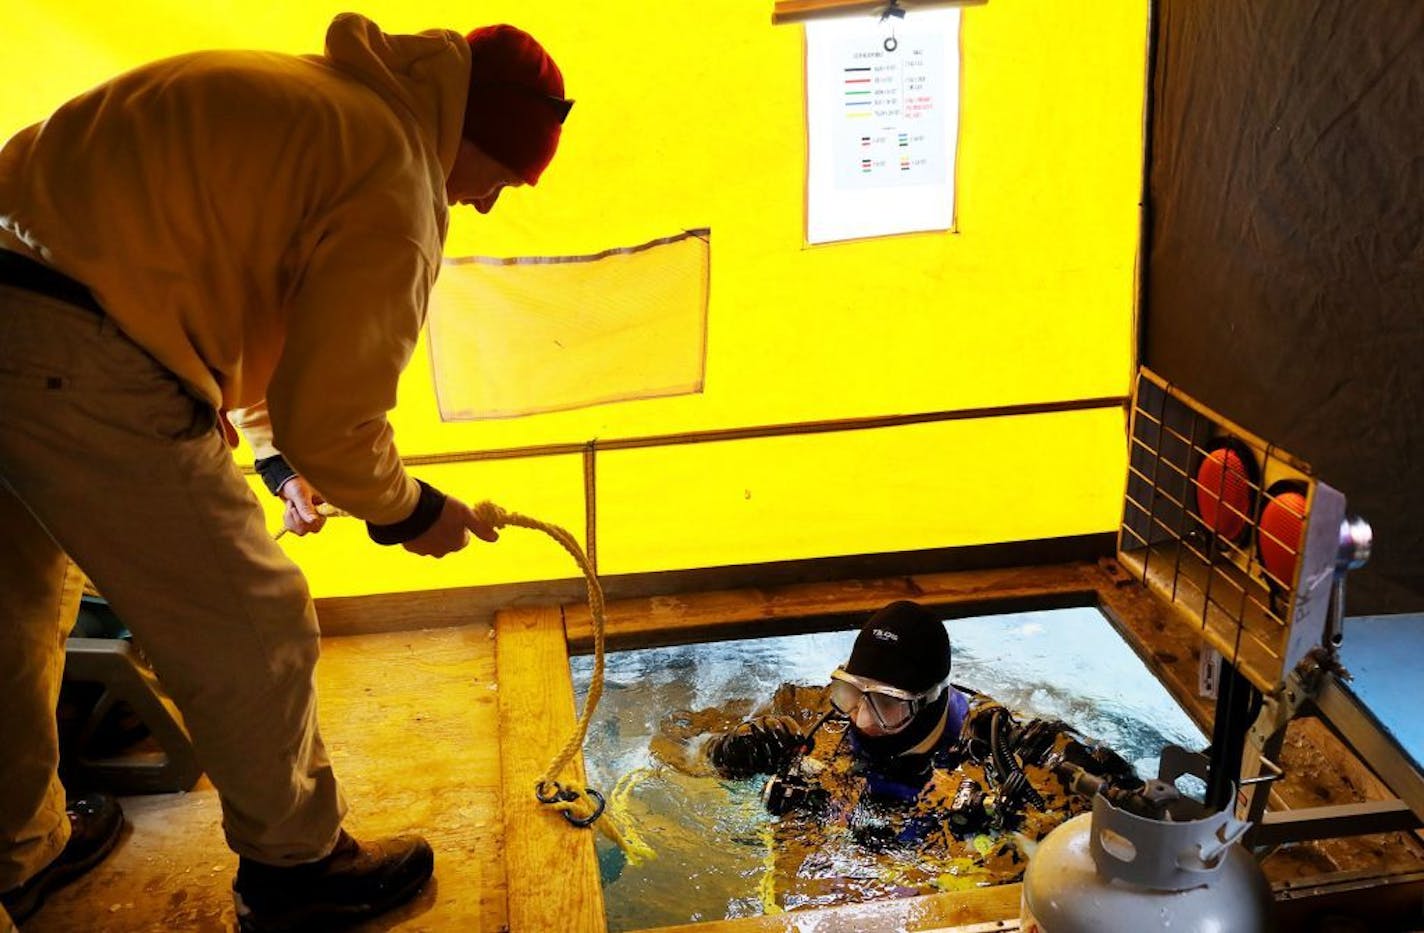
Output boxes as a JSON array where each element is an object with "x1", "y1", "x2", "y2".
[
  {"x1": 0, "y1": 793, "x2": 125, "y2": 924},
  {"x1": 232, "y1": 830, "x2": 433, "y2": 932}
]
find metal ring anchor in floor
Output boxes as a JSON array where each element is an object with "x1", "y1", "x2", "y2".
[{"x1": 560, "y1": 788, "x2": 607, "y2": 828}]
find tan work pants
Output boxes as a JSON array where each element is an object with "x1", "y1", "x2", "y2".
[{"x1": 0, "y1": 285, "x2": 345, "y2": 891}]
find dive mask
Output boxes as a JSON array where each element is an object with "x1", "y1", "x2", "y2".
[{"x1": 828, "y1": 668, "x2": 947, "y2": 732}]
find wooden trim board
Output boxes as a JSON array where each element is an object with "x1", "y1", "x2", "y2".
[
  {"x1": 642, "y1": 884, "x2": 1021, "y2": 932},
  {"x1": 563, "y1": 563, "x2": 1099, "y2": 652},
  {"x1": 496, "y1": 604, "x2": 605, "y2": 933},
  {"x1": 312, "y1": 535, "x2": 1113, "y2": 637}
]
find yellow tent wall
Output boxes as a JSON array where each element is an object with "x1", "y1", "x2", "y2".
[{"x1": 3, "y1": 1, "x2": 1147, "y2": 597}]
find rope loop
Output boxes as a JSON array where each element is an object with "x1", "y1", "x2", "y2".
[
  {"x1": 558, "y1": 788, "x2": 606, "y2": 828},
  {"x1": 535, "y1": 780, "x2": 570, "y2": 804}
]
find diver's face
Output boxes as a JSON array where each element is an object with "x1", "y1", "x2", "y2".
[
  {"x1": 446, "y1": 139, "x2": 526, "y2": 213},
  {"x1": 850, "y1": 701, "x2": 903, "y2": 738}
]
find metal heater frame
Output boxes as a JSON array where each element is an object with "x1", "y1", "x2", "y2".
[{"x1": 1117, "y1": 367, "x2": 1423, "y2": 847}]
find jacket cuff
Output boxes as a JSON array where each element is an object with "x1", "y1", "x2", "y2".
[
  {"x1": 254, "y1": 455, "x2": 298, "y2": 497},
  {"x1": 366, "y1": 480, "x2": 446, "y2": 546}
]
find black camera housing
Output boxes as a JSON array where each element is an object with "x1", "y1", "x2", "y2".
[{"x1": 761, "y1": 771, "x2": 828, "y2": 816}]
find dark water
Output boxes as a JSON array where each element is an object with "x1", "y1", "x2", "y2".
[{"x1": 570, "y1": 606, "x2": 1205, "y2": 931}]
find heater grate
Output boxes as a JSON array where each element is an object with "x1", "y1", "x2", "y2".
[{"x1": 1117, "y1": 369, "x2": 1346, "y2": 693}]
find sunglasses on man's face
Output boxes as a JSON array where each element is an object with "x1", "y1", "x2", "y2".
[{"x1": 828, "y1": 668, "x2": 945, "y2": 732}]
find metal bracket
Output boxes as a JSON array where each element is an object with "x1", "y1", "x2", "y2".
[
  {"x1": 1248, "y1": 648, "x2": 1330, "y2": 750},
  {"x1": 1312, "y1": 677, "x2": 1424, "y2": 821},
  {"x1": 1237, "y1": 649, "x2": 1334, "y2": 824},
  {"x1": 1250, "y1": 799, "x2": 1422, "y2": 848}
]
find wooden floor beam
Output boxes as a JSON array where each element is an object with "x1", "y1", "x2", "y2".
[{"x1": 495, "y1": 605, "x2": 604, "y2": 933}]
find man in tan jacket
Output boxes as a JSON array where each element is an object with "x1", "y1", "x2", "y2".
[{"x1": 0, "y1": 14, "x2": 570, "y2": 930}]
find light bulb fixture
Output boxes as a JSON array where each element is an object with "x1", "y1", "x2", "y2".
[
  {"x1": 1192, "y1": 438, "x2": 1260, "y2": 545},
  {"x1": 1258, "y1": 480, "x2": 1309, "y2": 591}
]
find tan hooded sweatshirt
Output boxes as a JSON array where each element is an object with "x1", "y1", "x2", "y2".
[{"x1": 0, "y1": 14, "x2": 470, "y2": 525}]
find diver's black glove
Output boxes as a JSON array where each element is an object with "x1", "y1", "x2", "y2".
[
  {"x1": 706, "y1": 715, "x2": 804, "y2": 778},
  {"x1": 1060, "y1": 738, "x2": 1144, "y2": 789}
]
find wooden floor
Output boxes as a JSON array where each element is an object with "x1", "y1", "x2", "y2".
[{"x1": 27, "y1": 625, "x2": 508, "y2": 933}]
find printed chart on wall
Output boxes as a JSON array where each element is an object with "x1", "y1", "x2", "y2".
[{"x1": 804, "y1": 9, "x2": 960, "y2": 244}]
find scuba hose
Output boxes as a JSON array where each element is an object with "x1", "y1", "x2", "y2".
[{"x1": 988, "y1": 708, "x2": 1045, "y2": 814}]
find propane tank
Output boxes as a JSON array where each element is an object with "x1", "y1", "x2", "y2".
[{"x1": 1021, "y1": 792, "x2": 1273, "y2": 932}]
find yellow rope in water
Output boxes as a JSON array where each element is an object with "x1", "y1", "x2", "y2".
[
  {"x1": 605, "y1": 768, "x2": 656, "y2": 865},
  {"x1": 757, "y1": 822, "x2": 782, "y2": 915}
]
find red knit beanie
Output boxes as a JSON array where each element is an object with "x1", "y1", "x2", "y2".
[{"x1": 463, "y1": 25, "x2": 570, "y2": 186}]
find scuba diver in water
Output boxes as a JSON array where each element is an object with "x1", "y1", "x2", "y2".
[
  {"x1": 696, "y1": 600, "x2": 1146, "y2": 856},
  {"x1": 707, "y1": 599, "x2": 970, "y2": 809}
]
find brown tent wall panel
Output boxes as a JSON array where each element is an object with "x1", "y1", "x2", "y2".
[{"x1": 1144, "y1": 0, "x2": 1424, "y2": 611}]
